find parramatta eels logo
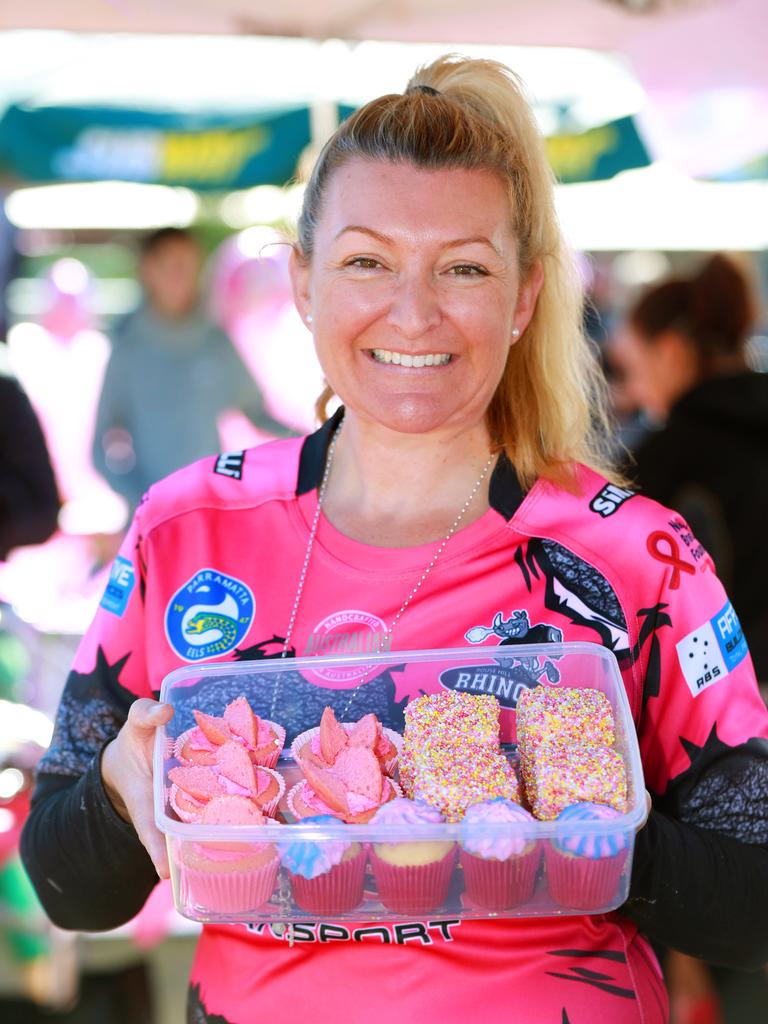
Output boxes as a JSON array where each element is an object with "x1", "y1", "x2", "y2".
[{"x1": 165, "y1": 568, "x2": 254, "y2": 662}]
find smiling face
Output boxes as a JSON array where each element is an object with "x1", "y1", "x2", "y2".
[{"x1": 291, "y1": 159, "x2": 542, "y2": 440}]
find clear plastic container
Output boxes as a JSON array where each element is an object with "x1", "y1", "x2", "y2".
[{"x1": 154, "y1": 642, "x2": 645, "y2": 924}]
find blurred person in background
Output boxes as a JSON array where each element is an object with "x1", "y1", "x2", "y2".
[
  {"x1": 0, "y1": 355, "x2": 59, "y2": 562},
  {"x1": 612, "y1": 253, "x2": 768, "y2": 1024},
  {"x1": 92, "y1": 227, "x2": 292, "y2": 513},
  {"x1": 612, "y1": 254, "x2": 768, "y2": 683},
  {"x1": 0, "y1": 364, "x2": 154, "y2": 1021}
]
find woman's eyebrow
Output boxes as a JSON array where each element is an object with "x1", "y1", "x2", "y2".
[
  {"x1": 334, "y1": 226, "x2": 392, "y2": 244},
  {"x1": 334, "y1": 226, "x2": 502, "y2": 257},
  {"x1": 443, "y1": 236, "x2": 503, "y2": 257}
]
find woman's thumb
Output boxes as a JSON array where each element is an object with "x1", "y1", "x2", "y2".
[{"x1": 128, "y1": 698, "x2": 173, "y2": 731}]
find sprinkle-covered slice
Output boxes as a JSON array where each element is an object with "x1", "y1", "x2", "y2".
[
  {"x1": 516, "y1": 686, "x2": 615, "y2": 757},
  {"x1": 527, "y1": 741, "x2": 627, "y2": 820}
]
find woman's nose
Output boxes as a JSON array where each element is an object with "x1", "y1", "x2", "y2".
[{"x1": 385, "y1": 272, "x2": 442, "y2": 338}]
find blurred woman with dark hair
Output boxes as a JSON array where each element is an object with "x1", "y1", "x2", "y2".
[{"x1": 614, "y1": 254, "x2": 768, "y2": 682}]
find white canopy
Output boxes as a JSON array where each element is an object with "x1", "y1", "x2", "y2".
[{"x1": 1, "y1": 0, "x2": 766, "y2": 176}]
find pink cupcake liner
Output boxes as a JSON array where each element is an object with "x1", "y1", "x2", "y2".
[
  {"x1": 168, "y1": 783, "x2": 206, "y2": 824},
  {"x1": 254, "y1": 766, "x2": 286, "y2": 818},
  {"x1": 288, "y1": 845, "x2": 367, "y2": 914},
  {"x1": 291, "y1": 725, "x2": 402, "y2": 776},
  {"x1": 544, "y1": 844, "x2": 629, "y2": 911},
  {"x1": 173, "y1": 727, "x2": 218, "y2": 766},
  {"x1": 180, "y1": 854, "x2": 280, "y2": 915},
  {"x1": 459, "y1": 845, "x2": 541, "y2": 910},
  {"x1": 286, "y1": 779, "x2": 402, "y2": 823},
  {"x1": 369, "y1": 845, "x2": 456, "y2": 915},
  {"x1": 174, "y1": 721, "x2": 286, "y2": 769},
  {"x1": 253, "y1": 721, "x2": 286, "y2": 769},
  {"x1": 286, "y1": 780, "x2": 312, "y2": 820}
]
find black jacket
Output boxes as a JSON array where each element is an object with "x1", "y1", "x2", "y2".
[
  {"x1": 627, "y1": 372, "x2": 768, "y2": 679},
  {"x1": 0, "y1": 370, "x2": 60, "y2": 560}
]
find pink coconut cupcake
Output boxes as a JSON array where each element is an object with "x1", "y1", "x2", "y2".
[
  {"x1": 281, "y1": 815, "x2": 367, "y2": 914},
  {"x1": 368, "y1": 798, "x2": 456, "y2": 915},
  {"x1": 213, "y1": 741, "x2": 284, "y2": 818},
  {"x1": 545, "y1": 802, "x2": 631, "y2": 911},
  {"x1": 459, "y1": 799, "x2": 541, "y2": 910},
  {"x1": 288, "y1": 745, "x2": 400, "y2": 824},
  {"x1": 291, "y1": 706, "x2": 401, "y2": 777},
  {"x1": 168, "y1": 743, "x2": 284, "y2": 821},
  {"x1": 174, "y1": 695, "x2": 285, "y2": 769},
  {"x1": 178, "y1": 796, "x2": 281, "y2": 915}
]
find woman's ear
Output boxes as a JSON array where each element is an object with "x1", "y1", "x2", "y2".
[
  {"x1": 289, "y1": 245, "x2": 311, "y2": 325},
  {"x1": 642, "y1": 329, "x2": 700, "y2": 418},
  {"x1": 512, "y1": 260, "x2": 544, "y2": 339}
]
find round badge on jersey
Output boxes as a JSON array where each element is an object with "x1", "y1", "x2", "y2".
[
  {"x1": 303, "y1": 610, "x2": 389, "y2": 684},
  {"x1": 165, "y1": 568, "x2": 255, "y2": 662}
]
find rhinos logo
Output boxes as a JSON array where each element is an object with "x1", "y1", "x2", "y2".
[
  {"x1": 465, "y1": 609, "x2": 563, "y2": 647},
  {"x1": 446, "y1": 609, "x2": 562, "y2": 707}
]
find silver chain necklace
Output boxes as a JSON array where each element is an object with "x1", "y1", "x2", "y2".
[{"x1": 273, "y1": 422, "x2": 496, "y2": 719}]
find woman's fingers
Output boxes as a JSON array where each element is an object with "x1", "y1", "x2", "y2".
[
  {"x1": 131, "y1": 799, "x2": 171, "y2": 880},
  {"x1": 102, "y1": 697, "x2": 174, "y2": 879}
]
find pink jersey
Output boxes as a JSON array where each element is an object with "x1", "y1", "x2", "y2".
[{"x1": 40, "y1": 429, "x2": 768, "y2": 1023}]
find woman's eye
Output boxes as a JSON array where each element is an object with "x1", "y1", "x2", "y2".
[
  {"x1": 448, "y1": 264, "x2": 488, "y2": 277},
  {"x1": 346, "y1": 257, "x2": 381, "y2": 270}
]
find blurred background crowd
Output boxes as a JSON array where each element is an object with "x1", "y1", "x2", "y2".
[{"x1": 0, "y1": 2, "x2": 766, "y2": 1022}]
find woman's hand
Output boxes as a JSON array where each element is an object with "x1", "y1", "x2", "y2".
[{"x1": 100, "y1": 698, "x2": 174, "y2": 879}]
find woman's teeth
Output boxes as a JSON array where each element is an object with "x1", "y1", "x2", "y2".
[{"x1": 371, "y1": 350, "x2": 452, "y2": 367}]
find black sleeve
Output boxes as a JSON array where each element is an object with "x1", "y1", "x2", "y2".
[
  {"x1": 626, "y1": 807, "x2": 768, "y2": 969},
  {"x1": 0, "y1": 374, "x2": 60, "y2": 559},
  {"x1": 624, "y1": 728, "x2": 768, "y2": 969},
  {"x1": 20, "y1": 752, "x2": 158, "y2": 932}
]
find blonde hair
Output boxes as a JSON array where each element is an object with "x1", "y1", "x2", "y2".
[{"x1": 297, "y1": 54, "x2": 618, "y2": 489}]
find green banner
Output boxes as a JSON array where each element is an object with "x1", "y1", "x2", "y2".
[
  {"x1": 0, "y1": 103, "x2": 650, "y2": 189},
  {"x1": 0, "y1": 104, "x2": 313, "y2": 189},
  {"x1": 546, "y1": 115, "x2": 650, "y2": 183}
]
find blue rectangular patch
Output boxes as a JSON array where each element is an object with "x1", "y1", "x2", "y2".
[
  {"x1": 712, "y1": 599, "x2": 749, "y2": 672},
  {"x1": 100, "y1": 555, "x2": 136, "y2": 617}
]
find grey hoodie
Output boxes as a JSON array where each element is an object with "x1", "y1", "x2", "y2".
[{"x1": 92, "y1": 304, "x2": 290, "y2": 508}]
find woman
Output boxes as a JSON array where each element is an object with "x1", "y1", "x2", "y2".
[
  {"x1": 21, "y1": 57, "x2": 768, "y2": 1023},
  {"x1": 613, "y1": 254, "x2": 768, "y2": 681},
  {"x1": 612, "y1": 255, "x2": 768, "y2": 1023}
]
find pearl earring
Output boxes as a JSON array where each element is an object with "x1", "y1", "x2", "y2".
[
  {"x1": 511, "y1": 327, "x2": 521, "y2": 339},
  {"x1": 306, "y1": 314, "x2": 313, "y2": 325}
]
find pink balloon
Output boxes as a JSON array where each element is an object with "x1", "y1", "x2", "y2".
[{"x1": 40, "y1": 258, "x2": 94, "y2": 341}]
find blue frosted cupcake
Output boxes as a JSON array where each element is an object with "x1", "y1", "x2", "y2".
[
  {"x1": 281, "y1": 815, "x2": 366, "y2": 914},
  {"x1": 545, "y1": 802, "x2": 630, "y2": 911}
]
